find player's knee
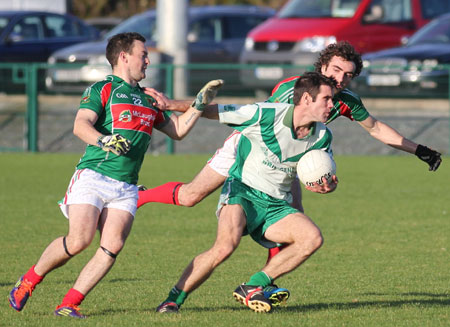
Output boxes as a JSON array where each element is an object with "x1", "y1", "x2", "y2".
[
  {"x1": 211, "y1": 245, "x2": 235, "y2": 266},
  {"x1": 101, "y1": 240, "x2": 125, "y2": 256},
  {"x1": 64, "y1": 236, "x2": 92, "y2": 255},
  {"x1": 303, "y1": 230, "x2": 324, "y2": 255},
  {"x1": 178, "y1": 190, "x2": 203, "y2": 207}
]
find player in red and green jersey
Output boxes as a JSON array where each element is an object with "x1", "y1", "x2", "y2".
[
  {"x1": 8, "y1": 32, "x2": 223, "y2": 318},
  {"x1": 136, "y1": 41, "x2": 442, "y2": 307}
]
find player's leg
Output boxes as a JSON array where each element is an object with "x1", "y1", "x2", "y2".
[
  {"x1": 8, "y1": 203, "x2": 99, "y2": 312},
  {"x1": 263, "y1": 212, "x2": 323, "y2": 279},
  {"x1": 263, "y1": 179, "x2": 303, "y2": 305},
  {"x1": 55, "y1": 207, "x2": 134, "y2": 318},
  {"x1": 137, "y1": 132, "x2": 240, "y2": 208},
  {"x1": 157, "y1": 203, "x2": 246, "y2": 313}
]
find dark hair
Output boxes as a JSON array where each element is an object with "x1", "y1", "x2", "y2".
[
  {"x1": 106, "y1": 32, "x2": 146, "y2": 68},
  {"x1": 293, "y1": 72, "x2": 336, "y2": 104},
  {"x1": 313, "y1": 41, "x2": 363, "y2": 77}
]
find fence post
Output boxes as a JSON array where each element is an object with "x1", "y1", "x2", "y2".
[
  {"x1": 165, "y1": 63, "x2": 175, "y2": 154},
  {"x1": 26, "y1": 63, "x2": 39, "y2": 152}
]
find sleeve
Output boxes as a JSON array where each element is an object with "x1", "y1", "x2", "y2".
[
  {"x1": 267, "y1": 76, "x2": 299, "y2": 104},
  {"x1": 154, "y1": 110, "x2": 172, "y2": 129},
  {"x1": 218, "y1": 103, "x2": 260, "y2": 131},
  {"x1": 339, "y1": 89, "x2": 370, "y2": 122},
  {"x1": 78, "y1": 83, "x2": 105, "y2": 115}
]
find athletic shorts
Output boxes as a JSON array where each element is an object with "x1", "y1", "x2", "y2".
[
  {"x1": 216, "y1": 177, "x2": 299, "y2": 248},
  {"x1": 207, "y1": 131, "x2": 241, "y2": 177},
  {"x1": 58, "y1": 168, "x2": 138, "y2": 219}
]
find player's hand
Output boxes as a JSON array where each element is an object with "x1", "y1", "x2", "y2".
[
  {"x1": 97, "y1": 134, "x2": 131, "y2": 156},
  {"x1": 142, "y1": 87, "x2": 171, "y2": 110},
  {"x1": 191, "y1": 79, "x2": 224, "y2": 111},
  {"x1": 415, "y1": 144, "x2": 442, "y2": 171},
  {"x1": 305, "y1": 175, "x2": 338, "y2": 194}
]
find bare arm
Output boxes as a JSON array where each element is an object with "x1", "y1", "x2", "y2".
[
  {"x1": 143, "y1": 87, "x2": 192, "y2": 112},
  {"x1": 358, "y1": 114, "x2": 442, "y2": 171},
  {"x1": 357, "y1": 115, "x2": 417, "y2": 153},
  {"x1": 142, "y1": 87, "x2": 220, "y2": 117},
  {"x1": 156, "y1": 80, "x2": 223, "y2": 139},
  {"x1": 73, "y1": 109, "x2": 102, "y2": 145}
]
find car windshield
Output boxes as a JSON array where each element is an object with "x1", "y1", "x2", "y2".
[
  {"x1": 278, "y1": 0, "x2": 360, "y2": 18},
  {"x1": 0, "y1": 16, "x2": 10, "y2": 35},
  {"x1": 104, "y1": 13, "x2": 156, "y2": 41},
  {"x1": 407, "y1": 17, "x2": 450, "y2": 45}
]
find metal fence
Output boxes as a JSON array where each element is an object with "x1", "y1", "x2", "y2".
[{"x1": 0, "y1": 62, "x2": 449, "y2": 155}]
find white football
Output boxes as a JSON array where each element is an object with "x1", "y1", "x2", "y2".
[{"x1": 297, "y1": 149, "x2": 336, "y2": 187}]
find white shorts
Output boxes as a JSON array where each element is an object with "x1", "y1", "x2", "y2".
[
  {"x1": 207, "y1": 131, "x2": 241, "y2": 177},
  {"x1": 59, "y1": 168, "x2": 138, "y2": 219}
]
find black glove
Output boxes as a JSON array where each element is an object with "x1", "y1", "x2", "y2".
[
  {"x1": 415, "y1": 144, "x2": 441, "y2": 171},
  {"x1": 97, "y1": 134, "x2": 131, "y2": 156}
]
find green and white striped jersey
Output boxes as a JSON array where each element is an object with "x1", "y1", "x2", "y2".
[{"x1": 218, "y1": 102, "x2": 333, "y2": 201}]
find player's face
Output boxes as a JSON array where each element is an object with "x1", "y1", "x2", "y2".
[
  {"x1": 312, "y1": 85, "x2": 334, "y2": 122},
  {"x1": 126, "y1": 40, "x2": 149, "y2": 83},
  {"x1": 321, "y1": 56, "x2": 356, "y2": 92}
]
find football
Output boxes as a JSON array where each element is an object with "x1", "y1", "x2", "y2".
[{"x1": 297, "y1": 149, "x2": 336, "y2": 187}]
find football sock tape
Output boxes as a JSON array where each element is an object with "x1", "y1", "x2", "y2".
[
  {"x1": 63, "y1": 236, "x2": 74, "y2": 257},
  {"x1": 101, "y1": 246, "x2": 118, "y2": 259}
]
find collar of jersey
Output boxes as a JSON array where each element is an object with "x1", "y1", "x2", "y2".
[
  {"x1": 283, "y1": 104, "x2": 316, "y2": 140},
  {"x1": 106, "y1": 75, "x2": 141, "y2": 89}
]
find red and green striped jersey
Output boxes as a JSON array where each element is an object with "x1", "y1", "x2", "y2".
[
  {"x1": 268, "y1": 76, "x2": 370, "y2": 123},
  {"x1": 76, "y1": 75, "x2": 170, "y2": 184}
]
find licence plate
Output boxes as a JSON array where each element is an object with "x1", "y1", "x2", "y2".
[
  {"x1": 367, "y1": 74, "x2": 400, "y2": 86},
  {"x1": 54, "y1": 69, "x2": 82, "y2": 82},
  {"x1": 255, "y1": 67, "x2": 283, "y2": 80}
]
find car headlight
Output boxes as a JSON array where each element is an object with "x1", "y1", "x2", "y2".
[
  {"x1": 87, "y1": 55, "x2": 109, "y2": 65},
  {"x1": 297, "y1": 36, "x2": 337, "y2": 52},
  {"x1": 244, "y1": 37, "x2": 255, "y2": 51}
]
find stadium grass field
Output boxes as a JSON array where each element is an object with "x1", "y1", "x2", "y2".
[{"x1": 1, "y1": 153, "x2": 449, "y2": 327}]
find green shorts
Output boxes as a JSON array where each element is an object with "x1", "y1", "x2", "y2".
[{"x1": 217, "y1": 177, "x2": 299, "y2": 248}]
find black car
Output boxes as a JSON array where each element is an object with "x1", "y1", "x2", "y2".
[
  {"x1": 45, "y1": 5, "x2": 275, "y2": 94},
  {"x1": 0, "y1": 10, "x2": 99, "y2": 92},
  {"x1": 351, "y1": 13, "x2": 450, "y2": 98}
]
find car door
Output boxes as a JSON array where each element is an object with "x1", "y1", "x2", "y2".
[
  {"x1": 1, "y1": 14, "x2": 47, "y2": 62},
  {"x1": 188, "y1": 16, "x2": 225, "y2": 64},
  {"x1": 42, "y1": 14, "x2": 93, "y2": 57}
]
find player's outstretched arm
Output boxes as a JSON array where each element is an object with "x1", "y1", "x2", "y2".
[
  {"x1": 157, "y1": 79, "x2": 223, "y2": 140},
  {"x1": 358, "y1": 115, "x2": 442, "y2": 171},
  {"x1": 142, "y1": 87, "x2": 191, "y2": 112}
]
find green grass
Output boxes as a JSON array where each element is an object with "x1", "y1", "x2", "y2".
[{"x1": 0, "y1": 153, "x2": 449, "y2": 327}]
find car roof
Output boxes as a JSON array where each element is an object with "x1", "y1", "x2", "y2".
[
  {"x1": 0, "y1": 10, "x2": 71, "y2": 17},
  {"x1": 132, "y1": 5, "x2": 275, "y2": 18}
]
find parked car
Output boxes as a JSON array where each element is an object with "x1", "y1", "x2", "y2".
[
  {"x1": 85, "y1": 17, "x2": 122, "y2": 37},
  {"x1": 45, "y1": 5, "x2": 275, "y2": 94},
  {"x1": 351, "y1": 12, "x2": 450, "y2": 98},
  {"x1": 0, "y1": 10, "x2": 99, "y2": 92},
  {"x1": 239, "y1": 0, "x2": 450, "y2": 94}
]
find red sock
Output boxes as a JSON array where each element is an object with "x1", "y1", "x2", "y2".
[
  {"x1": 137, "y1": 182, "x2": 183, "y2": 208},
  {"x1": 23, "y1": 265, "x2": 44, "y2": 287},
  {"x1": 266, "y1": 245, "x2": 288, "y2": 264},
  {"x1": 60, "y1": 288, "x2": 85, "y2": 307}
]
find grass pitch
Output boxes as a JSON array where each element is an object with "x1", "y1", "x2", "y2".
[{"x1": 0, "y1": 153, "x2": 449, "y2": 327}]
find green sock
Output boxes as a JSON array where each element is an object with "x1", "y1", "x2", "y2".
[
  {"x1": 247, "y1": 271, "x2": 273, "y2": 288},
  {"x1": 166, "y1": 286, "x2": 189, "y2": 306}
]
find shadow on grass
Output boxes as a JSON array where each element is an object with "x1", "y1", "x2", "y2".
[{"x1": 90, "y1": 295, "x2": 450, "y2": 316}]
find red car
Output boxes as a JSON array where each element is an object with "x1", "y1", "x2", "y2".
[{"x1": 240, "y1": 0, "x2": 450, "y2": 93}]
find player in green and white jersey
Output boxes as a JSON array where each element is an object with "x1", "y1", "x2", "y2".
[
  {"x1": 138, "y1": 41, "x2": 441, "y2": 307},
  {"x1": 156, "y1": 72, "x2": 336, "y2": 313},
  {"x1": 8, "y1": 32, "x2": 223, "y2": 318}
]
